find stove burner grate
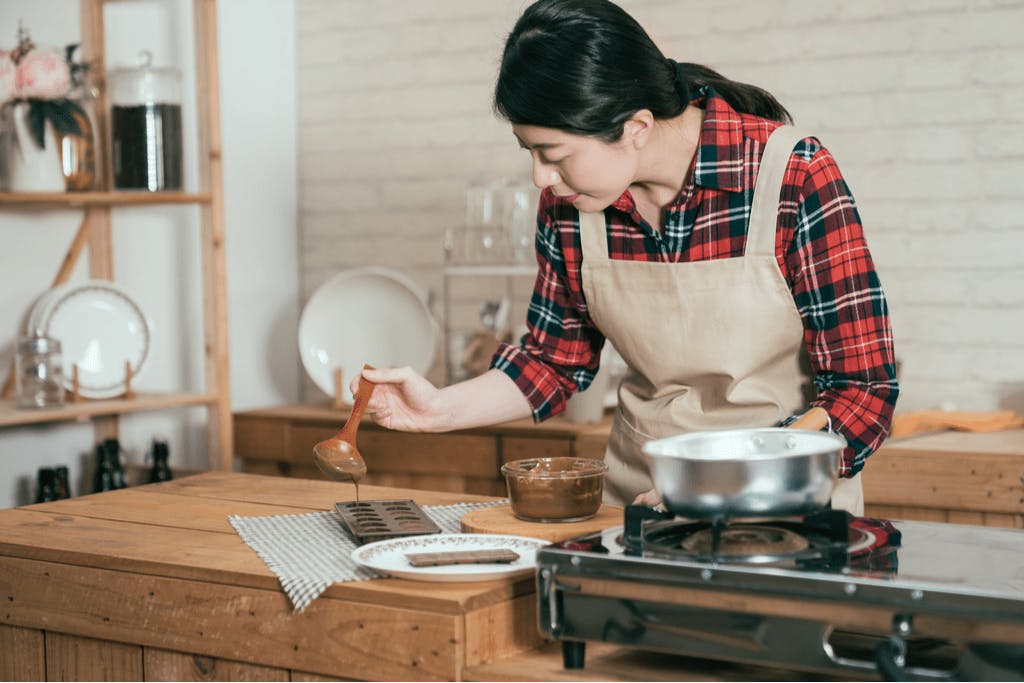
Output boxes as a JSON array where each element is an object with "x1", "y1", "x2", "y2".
[
  {"x1": 633, "y1": 508, "x2": 854, "y2": 569},
  {"x1": 679, "y1": 524, "x2": 811, "y2": 556}
]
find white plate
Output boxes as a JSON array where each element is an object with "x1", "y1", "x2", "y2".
[
  {"x1": 298, "y1": 267, "x2": 438, "y2": 404},
  {"x1": 38, "y1": 280, "x2": 152, "y2": 399},
  {"x1": 25, "y1": 281, "x2": 73, "y2": 336},
  {"x1": 351, "y1": 533, "x2": 547, "y2": 582}
]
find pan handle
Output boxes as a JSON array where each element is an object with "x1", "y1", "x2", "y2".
[{"x1": 788, "y1": 406, "x2": 831, "y2": 432}]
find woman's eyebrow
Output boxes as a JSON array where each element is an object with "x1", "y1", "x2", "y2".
[{"x1": 514, "y1": 134, "x2": 561, "y2": 151}]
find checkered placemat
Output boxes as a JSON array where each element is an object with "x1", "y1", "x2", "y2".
[{"x1": 228, "y1": 500, "x2": 505, "y2": 612}]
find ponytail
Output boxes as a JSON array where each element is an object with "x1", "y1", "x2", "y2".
[{"x1": 667, "y1": 59, "x2": 792, "y2": 124}]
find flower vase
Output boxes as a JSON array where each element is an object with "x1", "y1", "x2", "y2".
[{"x1": 3, "y1": 102, "x2": 66, "y2": 193}]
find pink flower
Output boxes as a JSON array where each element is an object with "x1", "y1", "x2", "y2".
[
  {"x1": 15, "y1": 49, "x2": 70, "y2": 100},
  {"x1": 0, "y1": 51, "x2": 15, "y2": 103}
]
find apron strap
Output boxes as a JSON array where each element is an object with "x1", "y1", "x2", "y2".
[
  {"x1": 746, "y1": 125, "x2": 813, "y2": 258},
  {"x1": 579, "y1": 211, "x2": 609, "y2": 261}
]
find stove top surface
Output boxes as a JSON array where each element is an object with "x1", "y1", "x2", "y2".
[
  {"x1": 541, "y1": 510, "x2": 1024, "y2": 610},
  {"x1": 537, "y1": 509, "x2": 1024, "y2": 680}
]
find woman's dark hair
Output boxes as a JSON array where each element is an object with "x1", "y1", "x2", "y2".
[{"x1": 494, "y1": 0, "x2": 791, "y2": 141}]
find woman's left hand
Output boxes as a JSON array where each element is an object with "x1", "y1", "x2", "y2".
[{"x1": 633, "y1": 487, "x2": 661, "y2": 507}]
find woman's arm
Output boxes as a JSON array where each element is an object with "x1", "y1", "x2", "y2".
[
  {"x1": 355, "y1": 366, "x2": 532, "y2": 432},
  {"x1": 785, "y1": 139, "x2": 900, "y2": 476},
  {"x1": 355, "y1": 191, "x2": 604, "y2": 433}
]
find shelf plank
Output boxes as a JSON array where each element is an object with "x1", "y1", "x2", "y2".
[
  {"x1": 0, "y1": 392, "x2": 218, "y2": 428},
  {"x1": 0, "y1": 192, "x2": 212, "y2": 207}
]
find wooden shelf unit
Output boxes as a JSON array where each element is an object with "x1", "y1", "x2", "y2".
[
  {"x1": 0, "y1": 393, "x2": 219, "y2": 428},
  {"x1": 0, "y1": 0, "x2": 232, "y2": 470}
]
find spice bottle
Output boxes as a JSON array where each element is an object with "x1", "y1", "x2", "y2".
[
  {"x1": 147, "y1": 439, "x2": 173, "y2": 483},
  {"x1": 54, "y1": 465, "x2": 71, "y2": 499},
  {"x1": 35, "y1": 467, "x2": 59, "y2": 503},
  {"x1": 92, "y1": 438, "x2": 127, "y2": 492}
]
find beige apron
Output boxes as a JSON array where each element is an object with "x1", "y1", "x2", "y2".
[{"x1": 580, "y1": 125, "x2": 863, "y2": 515}]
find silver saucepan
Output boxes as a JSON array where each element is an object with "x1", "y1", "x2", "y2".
[{"x1": 641, "y1": 408, "x2": 846, "y2": 521}]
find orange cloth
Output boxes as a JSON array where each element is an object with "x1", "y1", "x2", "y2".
[{"x1": 891, "y1": 410, "x2": 1024, "y2": 439}]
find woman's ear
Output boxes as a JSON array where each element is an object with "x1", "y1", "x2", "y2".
[{"x1": 623, "y1": 109, "x2": 655, "y2": 148}]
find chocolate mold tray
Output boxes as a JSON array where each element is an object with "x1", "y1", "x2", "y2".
[{"x1": 334, "y1": 499, "x2": 442, "y2": 545}]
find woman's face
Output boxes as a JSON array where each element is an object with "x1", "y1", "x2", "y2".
[{"x1": 512, "y1": 123, "x2": 639, "y2": 213}]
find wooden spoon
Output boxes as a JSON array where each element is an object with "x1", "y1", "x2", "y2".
[{"x1": 313, "y1": 364, "x2": 376, "y2": 499}]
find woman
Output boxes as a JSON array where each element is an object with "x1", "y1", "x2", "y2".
[{"x1": 352, "y1": 0, "x2": 899, "y2": 513}]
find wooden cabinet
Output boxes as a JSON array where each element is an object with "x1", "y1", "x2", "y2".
[
  {"x1": 862, "y1": 428, "x2": 1024, "y2": 528},
  {"x1": 237, "y1": 404, "x2": 1024, "y2": 528},
  {"x1": 0, "y1": 474, "x2": 545, "y2": 682},
  {"x1": 233, "y1": 403, "x2": 613, "y2": 497},
  {"x1": 0, "y1": 0, "x2": 231, "y2": 469}
]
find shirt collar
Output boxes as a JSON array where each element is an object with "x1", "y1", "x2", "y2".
[{"x1": 690, "y1": 86, "x2": 745, "y2": 193}]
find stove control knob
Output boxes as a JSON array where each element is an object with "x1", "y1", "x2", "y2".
[
  {"x1": 700, "y1": 568, "x2": 713, "y2": 582},
  {"x1": 843, "y1": 583, "x2": 858, "y2": 595}
]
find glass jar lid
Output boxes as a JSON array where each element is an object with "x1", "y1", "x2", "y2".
[
  {"x1": 108, "y1": 50, "x2": 182, "y2": 106},
  {"x1": 17, "y1": 334, "x2": 61, "y2": 355}
]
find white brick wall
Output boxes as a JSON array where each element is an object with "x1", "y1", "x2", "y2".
[{"x1": 296, "y1": 0, "x2": 1024, "y2": 413}]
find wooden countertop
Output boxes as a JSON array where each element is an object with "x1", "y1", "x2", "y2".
[
  {"x1": 0, "y1": 472, "x2": 826, "y2": 681},
  {"x1": 863, "y1": 428, "x2": 1024, "y2": 526},
  {"x1": 876, "y1": 427, "x2": 1024, "y2": 456}
]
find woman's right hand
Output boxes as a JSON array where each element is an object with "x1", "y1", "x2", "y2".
[{"x1": 349, "y1": 366, "x2": 444, "y2": 432}]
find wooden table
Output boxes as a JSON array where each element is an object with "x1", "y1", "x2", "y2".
[{"x1": 0, "y1": 472, "x2": 819, "y2": 682}]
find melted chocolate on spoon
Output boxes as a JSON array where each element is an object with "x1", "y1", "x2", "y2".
[{"x1": 313, "y1": 364, "x2": 375, "y2": 500}]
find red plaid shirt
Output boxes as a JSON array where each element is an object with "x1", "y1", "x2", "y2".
[{"x1": 491, "y1": 88, "x2": 898, "y2": 476}]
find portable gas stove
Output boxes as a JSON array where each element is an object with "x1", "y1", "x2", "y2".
[{"x1": 536, "y1": 506, "x2": 1024, "y2": 680}]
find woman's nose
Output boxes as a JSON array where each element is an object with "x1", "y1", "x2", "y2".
[{"x1": 532, "y1": 162, "x2": 559, "y2": 190}]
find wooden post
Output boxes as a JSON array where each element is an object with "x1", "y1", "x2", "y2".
[
  {"x1": 71, "y1": 365, "x2": 80, "y2": 403},
  {"x1": 194, "y1": 0, "x2": 233, "y2": 470}
]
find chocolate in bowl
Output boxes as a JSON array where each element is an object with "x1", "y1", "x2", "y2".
[{"x1": 501, "y1": 457, "x2": 608, "y2": 522}]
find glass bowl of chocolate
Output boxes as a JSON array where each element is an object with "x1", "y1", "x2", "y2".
[{"x1": 501, "y1": 457, "x2": 608, "y2": 522}]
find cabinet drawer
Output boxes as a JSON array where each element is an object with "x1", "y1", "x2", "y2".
[
  {"x1": 233, "y1": 415, "x2": 289, "y2": 459},
  {"x1": 285, "y1": 426, "x2": 499, "y2": 479}
]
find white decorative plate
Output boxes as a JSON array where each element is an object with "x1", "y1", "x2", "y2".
[
  {"x1": 25, "y1": 281, "x2": 73, "y2": 336},
  {"x1": 38, "y1": 280, "x2": 152, "y2": 399},
  {"x1": 298, "y1": 267, "x2": 438, "y2": 404},
  {"x1": 351, "y1": 533, "x2": 547, "y2": 582}
]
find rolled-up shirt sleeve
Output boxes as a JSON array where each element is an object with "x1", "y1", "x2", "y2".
[
  {"x1": 491, "y1": 191, "x2": 604, "y2": 422},
  {"x1": 784, "y1": 141, "x2": 900, "y2": 476}
]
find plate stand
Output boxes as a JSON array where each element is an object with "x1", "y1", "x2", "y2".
[{"x1": 69, "y1": 361, "x2": 136, "y2": 403}]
